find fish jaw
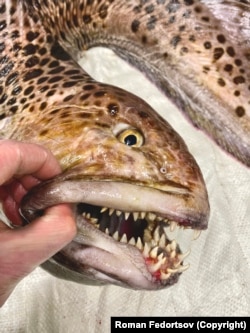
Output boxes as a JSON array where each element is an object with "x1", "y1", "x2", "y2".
[{"x1": 20, "y1": 177, "x2": 209, "y2": 289}]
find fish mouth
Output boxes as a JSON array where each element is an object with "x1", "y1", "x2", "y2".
[{"x1": 20, "y1": 179, "x2": 209, "y2": 290}]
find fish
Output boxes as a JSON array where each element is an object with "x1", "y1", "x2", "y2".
[{"x1": 1, "y1": 0, "x2": 247, "y2": 290}]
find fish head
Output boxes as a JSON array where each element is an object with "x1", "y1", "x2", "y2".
[{"x1": 18, "y1": 82, "x2": 210, "y2": 290}]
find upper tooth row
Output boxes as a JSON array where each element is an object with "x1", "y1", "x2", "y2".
[{"x1": 100, "y1": 207, "x2": 174, "y2": 224}]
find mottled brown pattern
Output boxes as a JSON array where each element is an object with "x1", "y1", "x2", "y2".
[{"x1": 0, "y1": 0, "x2": 248, "y2": 289}]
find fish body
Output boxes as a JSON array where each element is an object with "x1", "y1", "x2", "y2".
[{"x1": 3, "y1": 0, "x2": 248, "y2": 289}]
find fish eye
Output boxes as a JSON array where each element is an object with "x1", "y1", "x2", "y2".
[{"x1": 117, "y1": 128, "x2": 144, "y2": 147}]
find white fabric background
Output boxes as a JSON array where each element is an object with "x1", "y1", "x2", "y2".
[{"x1": 1, "y1": 47, "x2": 250, "y2": 332}]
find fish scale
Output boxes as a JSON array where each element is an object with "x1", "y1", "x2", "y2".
[{"x1": 0, "y1": 0, "x2": 246, "y2": 290}]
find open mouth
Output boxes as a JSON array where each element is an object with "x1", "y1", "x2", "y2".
[
  {"x1": 20, "y1": 179, "x2": 208, "y2": 289},
  {"x1": 73, "y1": 203, "x2": 200, "y2": 285}
]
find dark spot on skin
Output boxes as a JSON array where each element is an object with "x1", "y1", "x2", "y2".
[
  {"x1": 10, "y1": 105, "x2": 18, "y2": 113},
  {"x1": 48, "y1": 76, "x2": 63, "y2": 84},
  {"x1": 147, "y1": 15, "x2": 157, "y2": 30},
  {"x1": 0, "y1": 3, "x2": 6, "y2": 14},
  {"x1": 189, "y1": 35, "x2": 196, "y2": 42},
  {"x1": 80, "y1": 93, "x2": 91, "y2": 101},
  {"x1": 25, "y1": 55, "x2": 40, "y2": 68},
  {"x1": 233, "y1": 76, "x2": 245, "y2": 84},
  {"x1": 171, "y1": 35, "x2": 181, "y2": 48},
  {"x1": 24, "y1": 86, "x2": 34, "y2": 96},
  {"x1": 224, "y1": 64, "x2": 233, "y2": 73},
  {"x1": 107, "y1": 103, "x2": 119, "y2": 115},
  {"x1": 50, "y1": 42, "x2": 70, "y2": 61},
  {"x1": 201, "y1": 16, "x2": 210, "y2": 22},
  {"x1": 235, "y1": 59, "x2": 242, "y2": 67},
  {"x1": 179, "y1": 25, "x2": 186, "y2": 32},
  {"x1": 94, "y1": 90, "x2": 107, "y2": 97},
  {"x1": 204, "y1": 41, "x2": 211, "y2": 49},
  {"x1": 131, "y1": 20, "x2": 140, "y2": 33},
  {"x1": 39, "y1": 102, "x2": 47, "y2": 111},
  {"x1": 48, "y1": 60, "x2": 60, "y2": 68},
  {"x1": 23, "y1": 43, "x2": 37, "y2": 55},
  {"x1": 37, "y1": 76, "x2": 48, "y2": 84},
  {"x1": 0, "y1": 62, "x2": 14, "y2": 78},
  {"x1": 6, "y1": 72, "x2": 18, "y2": 86},
  {"x1": 7, "y1": 97, "x2": 16, "y2": 105},
  {"x1": 194, "y1": 6, "x2": 202, "y2": 13},
  {"x1": 217, "y1": 34, "x2": 226, "y2": 44},
  {"x1": 213, "y1": 47, "x2": 224, "y2": 60},
  {"x1": 83, "y1": 84, "x2": 95, "y2": 91},
  {"x1": 184, "y1": 0, "x2": 194, "y2": 5},
  {"x1": 180, "y1": 47, "x2": 188, "y2": 55},
  {"x1": 168, "y1": 15, "x2": 175, "y2": 24},
  {"x1": 235, "y1": 106, "x2": 245, "y2": 117},
  {"x1": 0, "y1": 42, "x2": 5, "y2": 53},
  {"x1": 0, "y1": 20, "x2": 7, "y2": 31},
  {"x1": 166, "y1": 1, "x2": 180, "y2": 13},
  {"x1": 26, "y1": 31, "x2": 39, "y2": 42},
  {"x1": 83, "y1": 15, "x2": 92, "y2": 24},
  {"x1": 39, "y1": 47, "x2": 47, "y2": 56},
  {"x1": 227, "y1": 46, "x2": 235, "y2": 57},
  {"x1": 99, "y1": 4, "x2": 108, "y2": 19},
  {"x1": 139, "y1": 111, "x2": 149, "y2": 118},
  {"x1": 62, "y1": 81, "x2": 77, "y2": 88},
  {"x1": 218, "y1": 78, "x2": 226, "y2": 87},
  {"x1": 145, "y1": 4, "x2": 154, "y2": 13},
  {"x1": 48, "y1": 66, "x2": 65, "y2": 75},
  {"x1": 234, "y1": 90, "x2": 240, "y2": 97},
  {"x1": 0, "y1": 93, "x2": 8, "y2": 104},
  {"x1": 141, "y1": 35, "x2": 147, "y2": 44},
  {"x1": 23, "y1": 68, "x2": 43, "y2": 81},
  {"x1": 11, "y1": 86, "x2": 22, "y2": 96},
  {"x1": 46, "y1": 89, "x2": 56, "y2": 97}
]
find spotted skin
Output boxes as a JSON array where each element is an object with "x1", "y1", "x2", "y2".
[
  {"x1": 14, "y1": 0, "x2": 249, "y2": 167},
  {"x1": 0, "y1": 0, "x2": 246, "y2": 289}
]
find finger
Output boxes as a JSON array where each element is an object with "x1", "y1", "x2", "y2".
[
  {"x1": 0, "y1": 204, "x2": 76, "y2": 276},
  {"x1": 0, "y1": 140, "x2": 61, "y2": 185}
]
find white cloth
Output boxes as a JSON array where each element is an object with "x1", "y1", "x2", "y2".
[{"x1": 1, "y1": 48, "x2": 250, "y2": 332}]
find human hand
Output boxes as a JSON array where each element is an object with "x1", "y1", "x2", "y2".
[{"x1": 0, "y1": 140, "x2": 76, "y2": 307}]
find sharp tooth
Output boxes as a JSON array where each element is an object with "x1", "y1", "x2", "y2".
[
  {"x1": 177, "y1": 263, "x2": 190, "y2": 272},
  {"x1": 193, "y1": 229, "x2": 202, "y2": 240},
  {"x1": 164, "y1": 218, "x2": 169, "y2": 223},
  {"x1": 160, "y1": 272, "x2": 171, "y2": 280},
  {"x1": 150, "y1": 246, "x2": 158, "y2": 259},
  {"x1": 170, "y1": 240, "x2": 177, "y2": 251},
  {"x1": 91, "y1": 218, "x2": 98, "y2": 224},
  {"x1": 113, "y1": 231, "x2": 119, "y2": 240},
  {"x1": 158, "y1": 252, "x2": 164, "y2": 261},
  {"x1": 170, "y1": 250, "x2": 176, "y2": 259},
  {"x1": 167, "y1": 267, "x2": 179, "y2": 274},
  {"x1": 143, "y1": 242, "x2": 151, "y2": 257},
  {"x1": 153, "y1": 226, "x2": 160, "y2": 242},
  {"x1": 82, "y1": 212, "x2": 86, "y2": 217},
  {"x1": 166, "y1": 244, "x2": 171, "y2": 253},
  {"x1": 105, "y1": 228, "x2": 109, "y2": 235},
  {"x1": 147, "y1": 212, "x2": 157, "y2": 221},
  {"x1": 133, "y1": 212, "x2": 139, "y2": 221},
  {"x1": 125, "y1": 212, "x2": 130, "y2": 220},
  {"x1": 170, "y1": 221, "x2": 177, "y2": 232},
  {"x1": 140, "y1": 212, "x2": 146, "y2": 219},
  {"x1": 101, "y1": 207, "x2": 108, "y2": 213},
  {"x1": 136, "y1": 237, "x2": 143, "y2": 250},
  {"x1": 150, "y1": 257, "x2": 166, "y2": 272},
  {"x1": 120, "y1": 234, "x2": 128, "y2": 243},
  {"x1": 86, "y1": 213, "x2": 91, "y2": 219},
  {"x1": 128, "y1": 237, "x2": 136, "y2": 245},
  {"x1": 116, "y1": 210, "x2": 122, "y2": 216},
  {"x1": 109, "y1": 208, "x2": 114, "y2": 216},
  {"x1": 159, "y1": 234, "x2": 166, "y2": 248}
]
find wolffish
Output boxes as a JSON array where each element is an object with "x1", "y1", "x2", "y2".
[{"x1": 0, "y1": 0, "x2": 218, "y2": 289}]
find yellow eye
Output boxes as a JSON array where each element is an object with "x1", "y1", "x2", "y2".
[{"x1": 117, "y1": 128, "x2": 144, "y2": 147}]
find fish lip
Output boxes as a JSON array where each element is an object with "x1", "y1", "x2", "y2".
[
  {"x1": 20, "y1": 178, "x2": 209, "y2": 289},
  {"x1": 20, "y1": 179, "x2": 210, "y2": 229}
]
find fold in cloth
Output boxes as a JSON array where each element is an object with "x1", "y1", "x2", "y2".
[{"x1": 1, "y1": 47, "x2": 250, "y2": 332}]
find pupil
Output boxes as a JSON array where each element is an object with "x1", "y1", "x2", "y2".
[{"x1": 124, "y1": 134, "x2": 137, "y2": 146}]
